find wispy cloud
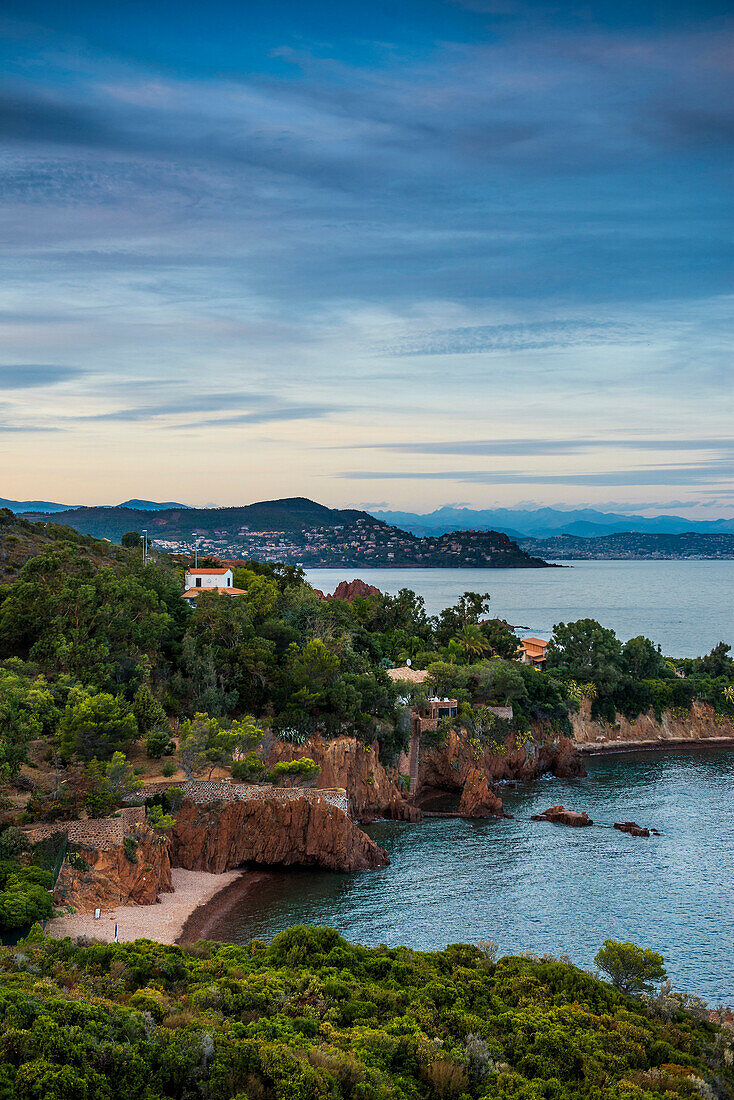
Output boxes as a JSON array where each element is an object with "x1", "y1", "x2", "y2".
[
  {"x1": 341, "y1": 438, "x2": 734, "y2": 457},
  {"x1": 380, "y1": 321, "x2": 644, "y2": 356},
  {"x1": 0, "y1": 364, "x2": 82, "y2": 388},
  {"x1": 342, "y1": 462, "x2": 734, "y2": 486}
]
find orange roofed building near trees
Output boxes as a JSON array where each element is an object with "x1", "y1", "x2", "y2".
[
  {"x1": 516, "y1": 637, "x2": 548, "y2": 668},
  {"x1": 182, "y1": 567, "x2": 246, "y2": 602}
]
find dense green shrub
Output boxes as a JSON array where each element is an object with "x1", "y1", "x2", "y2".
[{"x1": 0, "y1": 928, "x2": 725, "y2": 1099}]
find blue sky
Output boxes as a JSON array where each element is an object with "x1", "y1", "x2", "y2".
[{"x1": 1, "y1": 0, "x2": 732, "y2": 513}]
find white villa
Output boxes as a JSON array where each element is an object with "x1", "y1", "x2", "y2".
[{"x1": 182, "y1": 567, "x2": 246, "y2": 602}]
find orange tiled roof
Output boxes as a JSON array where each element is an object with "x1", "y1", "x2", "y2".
[
  {"x1": 522, "y1": 637, "x2": 548, "y2": 648},
  {"x1": 186, "y1": 568, "x2": 231, "y2": 576},
  {"x1": 386, "y1": 666, "x2": 429, "y2": 683}
]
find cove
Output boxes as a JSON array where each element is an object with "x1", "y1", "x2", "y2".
[{"x1": 206, "y1": 747, "x2": 734, "y2": 1005}]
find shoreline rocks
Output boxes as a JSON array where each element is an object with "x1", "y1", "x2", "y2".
[{"x1": 531, "y1": 805, "x2": 593, "y2": 827}]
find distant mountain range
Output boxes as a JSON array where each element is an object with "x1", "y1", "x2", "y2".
[
  {"x1": 371, "y1": 506, "x2": 734, "y2": 538},
  {"x1": 0, "y1": 497, "x2": 188, "y2": 514},
  {"x1": 19, "y1": 496, "x2": 547, "y2": 569}
]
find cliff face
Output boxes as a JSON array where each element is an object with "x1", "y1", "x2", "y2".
[
  {"x1": 571, "y1": 699, "x2": 734, "y2": 750},
  {"x1": 265, "y1": 735, "x2": 419, "y2": 821},
  {"x1": 53, "y1": 824, "x2": 172, "y2": 912},
  {"x1": 170, "y1": 796, "x2": 389, "y2": 874},
  {"x1": 415, "y1": 729, "x2": 584, "y2": 807}
]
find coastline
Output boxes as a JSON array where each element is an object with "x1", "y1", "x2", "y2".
[
  {"x1": 576, "y1": 735, "x2": 734, "y2": 755},
  {"x1": 46, "y1": 867, "x2": 246, "y2": 945}
]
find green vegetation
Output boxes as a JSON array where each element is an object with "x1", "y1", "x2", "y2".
[
  {"x1": 594, "y1": 939, "x2": 668, "y2": 996},
  {"x1": 0, "y1": 927, "x2": 726, "y2": 1099},
  {"x1": 0, "y1": 518, "x2": 730, "y2": 833}
]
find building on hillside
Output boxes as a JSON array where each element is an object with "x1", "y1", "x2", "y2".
[
  {"x1": 182, "y1": 567, "x2": 246, "y2": 602},
  {"x1": 385, "y1": 667, "x2": 430, "y2": 685},
  {"x1": 516, "y1": 637, "x2": 548, "y2": 668}
]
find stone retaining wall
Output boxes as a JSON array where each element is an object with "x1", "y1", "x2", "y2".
[
  {"x1": 21, "y1": 806, "x2": 146, "y2": 850},
  {"x1": 132, "y1": 780, "x2": 350, "y2": 817}
]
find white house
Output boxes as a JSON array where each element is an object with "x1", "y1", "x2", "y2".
[{"x1": 182, "y1": 567, "x2": 246, "y2": 602}]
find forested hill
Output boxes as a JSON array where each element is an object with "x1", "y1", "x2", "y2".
[
  {"x1": 0, "y1": 509, "x2": 129, "y2": 583},
  {"x1": 22, "y1": 497, "x2": 549, "y2": 568},
  {"x1": 23, "y1": 497, "x2": 371, "y2": 542}
]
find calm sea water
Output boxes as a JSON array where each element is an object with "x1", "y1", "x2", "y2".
[
  {"x1": 208, "y1": 748, "x2": 734, "y2": 1004},
  {"x1": 307, "y1": 560, "x2": 734, "y2": 658}
]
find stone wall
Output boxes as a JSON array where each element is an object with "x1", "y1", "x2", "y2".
[
  {"x1": 22, "y1": 806, "x2": 146, "y2": 850},
  {"x1": 133, "y1": 780, "x2": 350, "y2": 817}
]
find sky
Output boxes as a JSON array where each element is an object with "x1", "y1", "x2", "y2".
[{"x1": 1, "y1": 0, "x2": 733, "y2": 515}]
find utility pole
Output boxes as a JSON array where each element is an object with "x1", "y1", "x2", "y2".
[
  {"x1": 142, "y1": 529, "x2": 148, "y2": 566},
  {"x1": 194, "y1": 536, "x2": 199, "y2": 569}
]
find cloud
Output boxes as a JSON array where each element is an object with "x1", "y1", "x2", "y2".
[
  {"x1": 380, "y1": 321, "x2": 643, "y2": 356},
  {"x1": 79, "y1": 391, "x2": 341, "y2": 427},
  {"x1": 342, "y1": 437, "x2": 734, "y2": 457},
  {"x1": 341, "y1": 462, "x2": 734, "y2": 486},
  {"x1": 0, "y1": 364, "x2": 82, "y2": 388}
]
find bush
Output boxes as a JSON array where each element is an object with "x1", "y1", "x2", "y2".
[
  {"x1": 123, "y1": 836, "x2": 138, "y2": 863},
  {"x1": 161, "y1": 761, "x2": 176, "y2": 778},
  {"x1": 0, "y1": 826, "x2": 31, "y2": 860}
]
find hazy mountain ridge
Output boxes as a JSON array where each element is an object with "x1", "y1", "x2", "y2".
[{"x1": 372, "y1": 505, "x2": 734, "y2": 538}]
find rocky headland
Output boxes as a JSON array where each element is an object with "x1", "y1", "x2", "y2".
[
  {"x1": 570, "y1": 699, "x2": 734, "y2": 752},
  {"x1": 170, "y1": 794, "x2": 388, "y2": 874}
]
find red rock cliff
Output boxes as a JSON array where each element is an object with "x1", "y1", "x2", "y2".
[
  {"x1": 415, "y1": 728, "x2": 583, "y2": 806},
  {"x1": 265, "y1": 734, "x2": 419, "y2": 821},
  {"x1": 571, "y1": 699, "x2": 734, "y2": 750},
  {"x1": 53, "y1": 824, "x2": 173, "y2": 913},
  {"x1": 170, "y1": 796, "x2": 389, "y2": 873}
]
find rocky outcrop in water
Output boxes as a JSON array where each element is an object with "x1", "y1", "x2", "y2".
[
  {"x1": 53, "y1": 824, "x2": 173, "y2": 912},
  {"x1": 457, "y1": 768, "x2": 504, "y2": 818},
  {"x1": 531, "y1": 805, "x2": 593, "y2": 826},
  {"x1": 324, "y1": 579, "x2": 382, "y2": 601},
  {"x1": 170, "y1": 795, "x2": 389, "y2": 873},
  {"x1": 572, "y1": 699, "x2": 734, "y2": 751},
  {"x1": 614, "y1": 821, "x2": 650, "y2": 837},
  {"x1": 265, "y1": 735, "x2": 420, "y2": 822}
]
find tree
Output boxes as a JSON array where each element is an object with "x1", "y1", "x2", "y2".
[
  {"x1": 177, "y1": 712, "x2": 262, "y2": 779},
  {"x1": 0, "y1": 548, "x2": 175, "y2": 687},
  {"x1": 435, "y1": 592, "x2": 492, "y2": 646},
  {"x1": 266, "y1": 758, "x2": 321, "y2": 787},
  {"x1": 56, "y1": 688, "x2": 138, "y2": 761},
  {"x1": 485, "y1": 660, "x2": 527, "y2": 704},
  {"x1": 454, "y1": 623, "x2": 490, "y2": 662},
  {"x1": 481, "y1": 618, "x2": 521, "y2": 660},
  {"x1": 132, "y1": 684, "x2": 167, "y2": 735},
  {"x1": 121, "y1": 531, "x2": 142, "y2": 548},
  {"x1": 83, "y1": 752, "x2": 142, "y2": 817},
  {"x1": 546, "y1": 619, "x2": 623, "y2": 694},
  {"x1": 697, "y1": 641, "x2": 733, "y2": 678},
  {"x1": 0, "y1": 666, "x2": 57, "y2": 780},
  {"x1": 622, "y1": 636, "x2": 667, "y2": 680},
  {"x1": 594, "y1": 939, "x2": 667, "y2": 996}
]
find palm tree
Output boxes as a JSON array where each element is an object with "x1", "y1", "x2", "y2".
[{"x1": 455, "y1": 623, "x2": 490, "y2": 662}]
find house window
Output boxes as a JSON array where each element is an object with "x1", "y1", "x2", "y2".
[{"x1": 195, "y1": 577, "x2": 202, "y2": 588}]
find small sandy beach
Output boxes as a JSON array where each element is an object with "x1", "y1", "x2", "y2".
[{"x1": 47, "y1": 868, "x2": 246, "y2": 945}]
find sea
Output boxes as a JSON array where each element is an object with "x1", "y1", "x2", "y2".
[
  {"x1": 307, "y1": 560, "x2": 734, "y2": 658},
  {"x1": 207, "y1": 561, "x2": 734, "y2": 1002},
  {"x1": 208, "y1": 748, "x2": 734, "y2": 1004}
]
